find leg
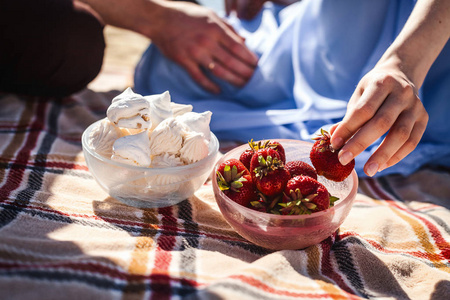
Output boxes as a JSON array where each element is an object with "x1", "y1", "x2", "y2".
[{"x1": 0, "y1": 0, "x2": 105, "y2": 97}]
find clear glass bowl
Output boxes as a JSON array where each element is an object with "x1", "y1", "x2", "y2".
[
  {"x1": 212, "y1": 139, "x2": 358, "y2": 250},
  {"x1": 82, "y1": 119, "x2": 219, "y2": 208}
]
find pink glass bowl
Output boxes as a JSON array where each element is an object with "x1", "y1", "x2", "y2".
[{"x1": 212, "y1": 139, "x2": 358, "y2": 250}]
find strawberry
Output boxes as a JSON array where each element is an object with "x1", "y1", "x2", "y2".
[
  {"x1": 239, "y1": 148, "x2": 254, "y2": 171},
  {"x1": 250, "y1": 148, "x2": 290, "y2": 196},
  {"x1": 285, "y1": 160, "x2": 318, "y2": 180},
  {"x1": 240, "y1": 139, "x2": 286, "y2": 169},
  {"x1": 267, "y1": 140, "x2": 286, "y2": 163},
  {"x1": 216, "y1": 159, "x2": 256, "y2": 206},
  {"x1": 310, "y1": 129, "x2": 355, "y2": 182},
  {"x1": 280, "y1": 175, "x2": 335, "y2": 215},
  {"x1": 249, "y1": 192, "x2": 283, "y2": 213}
]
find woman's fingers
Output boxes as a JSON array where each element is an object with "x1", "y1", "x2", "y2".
[
  {"x1": 366, "y1": 104, "x2": 428, "y2": 174},
  {"x1": 331, "y1": 77, "x2": 392, "y2": 150},
  {"x1": 330, "y1": 72, "x2": 427, "y2": 176}
]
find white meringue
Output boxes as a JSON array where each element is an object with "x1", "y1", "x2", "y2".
[
  {"x1": 170, "y1": 102, "x2": 193, "y2": 117},
  {"x1": 144, "y1": 91, "x2": 173, "y2": 131},
  {"x1": 176, "y1": 111, "x2": 212, "y2": 141},
  {"x1": 180, "y1": 131, "x2": 210, "y2": 164},
  {"x1": 88, "y1": 119, "x2": 129, "y2": 157},
  {"x1": 111, "y1": 131, "x2": 152, "y2": 167},
  {"x1": 149, "y1": 117, "x2": 186, "y2": 156},
  {"x1": 151, "y1": 153, "x2": 184, "y2": 168},
  {"x1": 107, "y1": 88, "x2": 152, "y2": 129}
]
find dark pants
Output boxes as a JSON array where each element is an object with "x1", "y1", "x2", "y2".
[{"x1": 0, "y1": 0, "x2": 105, "y2": 97}]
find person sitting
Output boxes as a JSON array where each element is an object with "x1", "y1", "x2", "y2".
[{"x1": 134, "y1": 0, "x2": 450, "y2": 178}]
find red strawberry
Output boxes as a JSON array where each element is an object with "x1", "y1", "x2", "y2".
[
  {"x1": 280, "y1": 175, "x2": 335, "y2": 215},
  {"x1": 239, "y1": 149, "x2": 254, "y2": 170},
  {"x1": 267, "y1": 140, "x2": 286, "y2": 163},
  {"x1": 217, "y1": 158, "x2": 250, "y2": 177},
  {"x1": 240, "y1": 139, "x2": 286, "y2": 169},
  {"x1": 310, "y1": 129, "x2": 355, "y2": 182},
  {"x1": 250, "y1": 148, "x2": 290, "y2": 196},
  {"x1": 285, "y1": 160, "x2": 318, "y2": 180},
  {"x1": 216, "y1": 159, "x2": 256, "y2": 206}
]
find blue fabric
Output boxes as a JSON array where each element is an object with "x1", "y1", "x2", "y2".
[{"x1": 134, "y1": 0, "x2": 450, "y2": 177}]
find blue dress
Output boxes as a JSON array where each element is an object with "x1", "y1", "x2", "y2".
[{"x1": 134, "y1": 0, "x2": 450, "y2": 177}]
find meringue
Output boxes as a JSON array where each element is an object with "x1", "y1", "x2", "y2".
[
  {"x1": 88, "y1": 119, "x2": 129, "y2": 157},
  {"x1": 111, "y1": 131, "x2": 152, "y2": 167},
  {"x1": 180, "y1": 131, "x2": 210, "y2": 164},
  {"x1": 177, "y1": 111, "x2": 212, "y2": 141},
  {"x1": 106, "y1": 88, "x2": 151, "y2": 129},
  {"x1": 145, "y1": 91, "x2": 173, "y2": 131},
  {"x1": 90, "y1": 87, "x2": 213, "y2": 170},
  {"x1": 149, "y1": 117, "x2": 186, "y2": 156}
]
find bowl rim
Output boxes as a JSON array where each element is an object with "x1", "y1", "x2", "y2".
[
  {"x1": 82, "y1": 118, "x2": 219, "y2": 172},
  {"x1": 213, "y1": 139, "x2": 359, "y2": 220}
]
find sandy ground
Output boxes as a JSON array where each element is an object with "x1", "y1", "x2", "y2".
[{"x1": 88, "y1": 26, "x2": 150, "y2": 92}]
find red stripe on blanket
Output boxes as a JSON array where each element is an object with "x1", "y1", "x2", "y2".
[
  {"x1": 0, "y1": 261, "x2": 201, "y2": 287},
  {"x1": 0, "y1": 101, "x2": 47, "y2": 202},
  {"x1": 339, "y1": 230, "x2": 447, "y2": 261},
  {"x1": 150, "y1": 206, "x2": 178, "y2": 300},
  {"x1": 229, "y1": 274, "x2": 336, "y2": 298},
  {"x1": 363, "y1": 179, "x2": 450, "y2": 262},
  {"x1": 0, "y1": 160, "x2": 89, "y2": 172},
  {"x1": 385, "y1": 202, "x2": 450, "y2": 262}
]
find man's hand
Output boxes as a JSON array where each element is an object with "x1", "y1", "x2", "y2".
[{"x1": 152, "y1": 1, "x2": 259, "y2": 93}]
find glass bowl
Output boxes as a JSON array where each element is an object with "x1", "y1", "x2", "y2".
[
  {"x1": 212, "y1": 139, "x2": 358, "y2": 250},
  {"x1": 82, "y1": 119, "x2": 219, "y2": 208}
]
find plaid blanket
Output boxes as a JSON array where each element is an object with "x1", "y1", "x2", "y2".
[{"x1": 0, "y1": 90, "x2": 449, "y2": 300}]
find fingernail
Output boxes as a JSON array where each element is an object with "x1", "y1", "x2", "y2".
[
  {"x1": 338, "y1": 151, "x2": 353, "y2": 166},
  {"x1": 379, "y1": 163, "x2": 387, "y2": 172},
  {"x1": 366, "y1": 162, "x2": 379, "y2": 177},
  {"x1": 331, "y1": 137, "x2": 343, "y2": 150}
]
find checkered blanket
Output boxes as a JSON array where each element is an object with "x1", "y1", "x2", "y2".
[{"x1": 1, "y1": 90, "x2": 449, "y2": 300}]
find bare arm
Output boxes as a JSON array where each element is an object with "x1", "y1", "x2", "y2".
[
  {"x1": 77, "y1": 0, "x2": 258, "y2": 93},
  {"x1": 330, "y1": 0, "x2": 450, "y2": 177}
]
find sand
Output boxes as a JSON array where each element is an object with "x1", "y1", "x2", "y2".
[{"x1": 88, "y1": 26, "x2": 150, "y2": 92}]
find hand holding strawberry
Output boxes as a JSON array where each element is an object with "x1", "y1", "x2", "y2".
[{"x1": 310, "y1": 129, "x2": 355, "y2": 182}]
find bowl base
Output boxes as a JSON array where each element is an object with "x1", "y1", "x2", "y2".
[{"x1": 113, "y1": 195, "x2": 185, "y2": 209}]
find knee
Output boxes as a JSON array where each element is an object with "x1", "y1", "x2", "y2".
[
  {"x1": 0, "y1": 0, "x2": 105, "y2": 97},
  {"x1": 47, "y1": 4, "x2": 106, "y2": 97}
]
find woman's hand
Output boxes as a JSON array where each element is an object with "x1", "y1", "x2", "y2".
[
  {"x1": 330, "y1": 0, "x2": 450, "y2": 177},
  {"x1": 151, "y1": 1, "x2": 259, "y2": 94},
  {"x1": 330, "y1": 60, "x2": 428, "y2": 177}
]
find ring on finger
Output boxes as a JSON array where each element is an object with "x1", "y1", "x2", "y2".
[{"x1": 208, "y1": 62, "x2": 215, "y2": 70}]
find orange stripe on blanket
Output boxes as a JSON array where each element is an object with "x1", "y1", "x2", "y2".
[
  {"x1": 390, "y1": 208, "x2": 450, "y2": 272},
  {"x1": 229, "y1": 274, "x2": 341, "y2": 298}
]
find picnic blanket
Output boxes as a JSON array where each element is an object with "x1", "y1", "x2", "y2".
[{"x1": 0, "y1": 89, "x2": 449, "y2": 300}]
